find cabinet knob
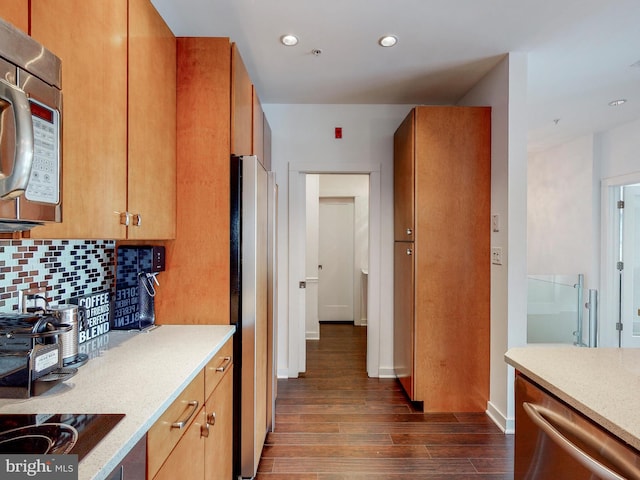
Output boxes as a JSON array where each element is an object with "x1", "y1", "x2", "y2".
[
  {"x1": 406, "y1": 248, "x2": 413, "y2": 256},
  {"x1": 207, "y1": 412, "x2": 217, "y2": 427},
  {"x1": 119, "y1": 212, "x2": 131, "y2": 226},
  {"x1": 133, "y1": 213, "x2": 142, "y2": 227},
  {"x1": 406, "y1": 228, "x2": 413, "y2": 236}
]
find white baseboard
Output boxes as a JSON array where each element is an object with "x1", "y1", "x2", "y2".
[
  {"x1": 486, "y1": 401, "x2": 514, "y2": 434},
  {"x1": 377, "y1": 367, "x2": 396, "y2": 379},
  {"x1": 305, "y1": 332, "x2": 320, "y2": 340}
]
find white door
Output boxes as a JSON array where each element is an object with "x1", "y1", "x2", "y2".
[
  {"x1": 621, "y1": 184, "x2": 640, "y2": 347},
  {"x1": 318, "y1": 197, "x2": 354, "y2": 321}
]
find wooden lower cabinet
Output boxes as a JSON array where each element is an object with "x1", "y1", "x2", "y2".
[
  {"x1": 153, "y1": 409, "x2": 205, "y2": 480},
  {"x1": 204, "y1": 365, "x2": 233, "y2": 480},
  {"x1": 147, "y1": 370, "x2": 204, "y2": 478},
  {"x1": 148, "y1": 339, "x2": 233, "y2": 480}
]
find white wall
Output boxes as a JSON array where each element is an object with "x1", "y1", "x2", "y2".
[
  {"x1": 528, "y1": 135, "x2": 598, "y2": 284},
  {"x1": 263, "y1": 104, "x2": 412, "y2": 378},
  {"x1": 598, "y1": 117, "x2": 640, "y2": 179},
  {"x1": 458, "y1": 52, "x2": 529, "y2": 433},
  {"x1": 527, "y1": 116, "x2": 640, "y2": 349}
]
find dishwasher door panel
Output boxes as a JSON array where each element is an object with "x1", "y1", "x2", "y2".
[{"x1": 515, "y1": 373, "x2": 640, "y2": 480}]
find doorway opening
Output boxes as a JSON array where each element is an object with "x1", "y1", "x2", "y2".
[
  {"x1": 306, "y1": 175, "x2": 369, "y2": 342},
  {"x1": 288, "y1": 164, "x2": 380, "y2": 378},
  {"x1": 602, "y1": 173, "x2": 640, "y2": 347}
]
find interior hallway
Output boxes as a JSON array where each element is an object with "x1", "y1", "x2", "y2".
[{"x1": 256, "y1": 323, "x2": 514, "y2": 479}]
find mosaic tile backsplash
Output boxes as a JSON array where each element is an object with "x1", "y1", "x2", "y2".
[{"x1": 0, "y1": 240, "x2": 116, "y2": 312}]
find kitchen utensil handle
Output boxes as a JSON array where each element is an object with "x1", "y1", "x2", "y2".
[
  {"x1": 0, "y1": 79, "x2": 34, "y2": 199},
  {"x1": 215, "y1": 356, "x2": 232, "y2": 372},
  {"x1": 522, "y1": 402, "x2": 633, "y2": 480},
  {"x1": 171, "y1": 400, "x2": 199, "y2": 429}
]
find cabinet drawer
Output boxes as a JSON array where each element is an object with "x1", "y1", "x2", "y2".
[
  {"x1": 204, "y1": 338, "x2": 233, "y2": 401},
  {"x1": 153, "y1": 407, "x2": 205, "y2": 480},
  {"x1": 147, "y1": 370, "x2": 205, "y2": 479}
]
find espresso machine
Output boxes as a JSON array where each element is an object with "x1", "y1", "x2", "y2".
[{"x1": 113, "y1": 246, "x2": 165, "y2": 330}]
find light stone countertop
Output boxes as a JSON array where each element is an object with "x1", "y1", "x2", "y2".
[
  {"x1": 0, "y1": 324, "x2": 235, "y2": 480},
  {"x1": 505, "y1": 345, "x2": 640, "y2": 451}
]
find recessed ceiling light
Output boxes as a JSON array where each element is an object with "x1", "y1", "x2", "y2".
[
  {"x1": 608, "y1": 99, "x2": 627, "y2": 107},
  {"x1": 281, "y1": 34, "x2": 299, "y2": 46},
  {"x1": 378, "y1": 35, "x2": 398, "y2": 47}
]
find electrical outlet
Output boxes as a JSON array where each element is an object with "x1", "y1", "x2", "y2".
[
  {"x1": 491, "y1": 247, "x2": 503, "y2": 265},
  {"x1": 18, "y1": 285, "x2": 48, "y2": 313}
]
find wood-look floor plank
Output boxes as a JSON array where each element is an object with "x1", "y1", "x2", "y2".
[
  {"x1": 257, "y1": 324, "x2": 514, "y2": 478},
  {"x1": 315, "y1": 474, "x2": 513, "y2": 480},
  {"x1": 268, "y1": 457, "x2": 480, "y2": 474},
  {"x1": 391, "y1": 433, "x2": 510, "y2": 446},
  {"x1": 265, "y1": 433, "x2": 393, "y2": 446},
  {"x1": 262, "y1": 444, "x2": 430, "y2": 459}
]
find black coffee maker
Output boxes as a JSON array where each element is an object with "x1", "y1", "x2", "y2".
[{"x1": 113, "y1": 246, "x2": 165, "y2": 330}]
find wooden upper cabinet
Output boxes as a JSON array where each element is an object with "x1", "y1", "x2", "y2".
[
  {"x1": 29, "y1": 0, "x2": 128, "y2": 239},
  {"x1": 0, "y1": 1, "x2": 28, "y2": 33},
  {"x1": 393, "y1": 109, "x2": 415, "y2": 242},
  {"x1": 231, "y1": 43, "x2": 252, "y2": 155},
  {"x1": 28, "y1": 0, "x2": 175, "y2": 240},
  {"x1": 127, "y1": 0, "x2": 176, "y2": 239}
]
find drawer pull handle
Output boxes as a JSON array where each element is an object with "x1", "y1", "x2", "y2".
[
  {"x1": 171, "y1": 400, "x2": 199, "y2": 429},
  {"x1": 215, "y1": 356, "x2": 232, "y2": 373},
  {"x1": 522, "y1": 402, "x2": 637, "y2": 480}
]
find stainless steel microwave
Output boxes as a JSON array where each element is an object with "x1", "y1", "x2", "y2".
[{"x1": 0, "y1": 17, "x2": 62, "y2": 232}]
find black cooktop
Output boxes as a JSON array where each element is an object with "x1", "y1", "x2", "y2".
[{"x1": 0, "y1": 413, "x2": 125, "y2": 461}]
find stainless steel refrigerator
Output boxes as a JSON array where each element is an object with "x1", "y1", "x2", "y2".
[{"x1": 231, "y1": 155, "x2": 274, "y2": 479}]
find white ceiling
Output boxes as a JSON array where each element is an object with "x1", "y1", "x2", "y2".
[{"x1": 151, "y1": 0, "x2": 640, "y2": 152}]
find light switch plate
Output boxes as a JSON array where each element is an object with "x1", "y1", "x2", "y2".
[{"x1": 491, "y1": 214, "x2": 500, "y2": 232}]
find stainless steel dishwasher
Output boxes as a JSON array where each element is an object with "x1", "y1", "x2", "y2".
[{"x1": 515, "y1": 373, "x2": 640, "y2": 479}]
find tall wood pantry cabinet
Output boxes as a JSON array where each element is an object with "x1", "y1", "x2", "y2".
[{"x1": 393, "y1": 106, "x2": 491, "y2": 412}]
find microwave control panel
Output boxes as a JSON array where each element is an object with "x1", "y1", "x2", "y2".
[{"x1": 25, "y1": 99, "x2": 60, "y2": 205}]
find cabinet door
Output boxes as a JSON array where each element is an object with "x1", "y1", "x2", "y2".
[
  {"x1": 155, "y1": 37, "x2": 231, "y2": 324},
  {"x1": 147, "y1": 370, "x2": 205, "y2": 479},
  {"x1": 0, "y1": 1, "x2": 28, "y2": 33},
  {"x1": 393, "y1": 242, "x2": 414, "y2": 399},
  {"x1": 413, "y1": 106, "x2": 491, "y2": 412},
  {"x1": 393, "y1": 110, "x2": 415, "y2": 242},
  {"x1": 204, "y1": 365, "x2": 233, "y2": 480},
  {"x1": 231, "y1": 43, "x2": 252, "y2": 155},
  {"x1": 127, "y1": 0, "x2": 176, "y2": 239},
  {"x1": 153, "y1": 408, "x2": 205, "y2": 480},
  {"x1": 29, "y1": 0, "x2": 128, "y2": 239}
]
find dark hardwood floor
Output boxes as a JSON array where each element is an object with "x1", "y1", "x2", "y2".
[{"x1": 257, "y1": 323, "x2": 514, "y2": 479}]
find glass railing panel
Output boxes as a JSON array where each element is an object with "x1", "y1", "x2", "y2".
[{"x1": 527, "y1": 274, "x2": 584, "y2": 345}]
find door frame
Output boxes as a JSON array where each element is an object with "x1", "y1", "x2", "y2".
[
  {"x1": 288, "y1": 161, "x2": 381, "y2": 378},
  {"x1": 601, "y1": 171, "x2": 640, "y2": 347}
]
